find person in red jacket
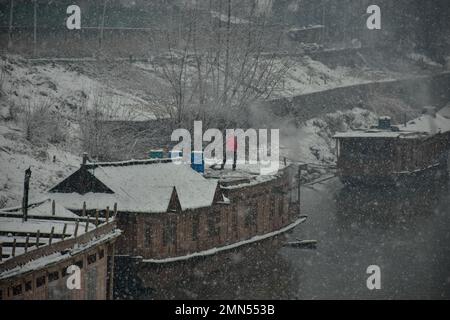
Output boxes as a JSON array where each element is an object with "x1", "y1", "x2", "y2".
[{"x1": 221, "y1": 133, "x2": 238, "y2": 170}]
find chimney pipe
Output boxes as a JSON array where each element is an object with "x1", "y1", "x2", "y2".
[
  {"x1": 22, "y1": 167, "x2": 32, "y2": 222},
  {"x1": 82, "y1": 152, "x2": 88, "y2": 166}
]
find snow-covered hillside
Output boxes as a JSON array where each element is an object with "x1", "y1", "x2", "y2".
[
  {"x1": 0, "y1": 123, "x2": 80, "y2": 208},
  {"x1": 0, "y1": 55, "x2": 156, "y2": 122}
]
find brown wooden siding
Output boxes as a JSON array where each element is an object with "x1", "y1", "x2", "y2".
[
  {"x1": 0, "y1": 244, "x2": 114, "y2": 300},
  {"x1": 114, "y1": 165, "x2": 300, "y2": 260}
]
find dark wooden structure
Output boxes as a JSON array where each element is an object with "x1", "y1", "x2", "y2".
[
  {"x1": 46, "y1": 158, "x2": 304, "y2": 263},
  {"x1": 0, "y1": 200, "x2": 121, "y2": 300},
  {"x1": 334, "y1": 111, "x2": 450, "y2": 186}
]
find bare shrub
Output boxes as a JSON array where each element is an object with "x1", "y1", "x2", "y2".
[
  {"x1": 21, "y1": 99, "x2": 67, "y2": 144},
  {"x1": 78, "y1": 94, "x2": 130, "y2": 161},
  {"x1": 152, "y1": 1, "x2": 291, "y2": 130},
  {"x1": 0, "y1": 195, "x2": 7, "y2": 209}
]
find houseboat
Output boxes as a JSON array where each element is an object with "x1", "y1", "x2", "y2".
[
  {"x1": 46, "y1": 157, "x2": 305, "y2": 265},
  {"x1": 0, "y1": 199, "x2": 121, "y2": 300},
  {"x1": 334, "y1": 107, "x2": 450, "y2": 186}
]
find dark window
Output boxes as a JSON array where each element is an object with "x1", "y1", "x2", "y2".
[
  {"x1": 269, "y1": 197, "x2": 276, "y2": 219},
  {"x1": 144, "y1": 222, "x2": 153, "y2": 247},
  {"x1": 61, "y1": 266, "x2": 69, "y2": 277},
  {"x1": 232, "y1": 212, "x2": 238, "y2": 233},
  {"x1": 88, "y1": 253, "x2": 97, "y2": 265},
  {"x1": 192, "y1": 215, "x2": 199, "y2": 241},
  {"x1": 36, "y1": 276, "x2": 46, "y2": 288},
  {"x1": 163, "y1": 219, "x2": 176, "y2": 246},
  {"x1": 12, "y1": 284, "x2": 22, "y2": 296},
  {"x1": 99, "y1": 249, "x2": 105, "y2": 260},
  {"x1": 208, "y1": 211, "x2": 220, "y2": 237},
  {"x1": 279, "y1": 198, "x2": 284, "y2": 216},
  {"x1": 244, "y1": 205, "x2": 257, "y2": 228},
  {"x1": 87, "y1": 268, "x2": 97, "y2": 300},
  {"x1": 25, "y1": 281, "x2": 32, "y2": 292},
  {"x1": 75, "y1": 260, "x2": 84, "y2": 269},
  {"x1": 0, "y1": 289, "x2": 3, "y2": 300},
  {"x1": 48, "y1": 271, "x2": 59, "y2": 282}
]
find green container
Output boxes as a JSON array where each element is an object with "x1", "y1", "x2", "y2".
[{"x1": 149, "y1": 149, "x2": 164, "y2": 159}]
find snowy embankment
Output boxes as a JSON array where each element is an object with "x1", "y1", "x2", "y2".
[{"x1": 272, "y1": 52, "x2": 445, "y2": 98}]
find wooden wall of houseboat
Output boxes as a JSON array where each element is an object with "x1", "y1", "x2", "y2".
[
  {"x1": 0, "y1": 243, "x2": 114, "y2": 300},
  {"x1": 114, "y1": 165, "x2": 300, "y2": 260},
  {"x1": 336, "y1": 134, "x2": 450, "y2": 180}
]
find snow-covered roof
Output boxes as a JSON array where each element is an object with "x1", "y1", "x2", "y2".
[
  {"x1": 400, "y1": 113, "x2": 450, "y2": 134},
  {"x1": 1, "y1": 199, "x2": 79, "y2": 219},
  {"x1": 334, "y1": 111, "x2": 450, "y2": 139},
  {"x1": 0, "y1": 199, "x2": 121, "y2": 279},
  {"x1": 0, "y1": 201, "x2": 98, "y2": 264},
  {"x1": 333, "y1": 130, "x2": 405, "y2": 139},
  {"x1": 48, "y1": 161, "x2": 218, "y2": 213}
]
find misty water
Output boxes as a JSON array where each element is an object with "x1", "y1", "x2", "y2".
[{"x1": 140, "y1": 177, "x2": 450, "y2": 300}]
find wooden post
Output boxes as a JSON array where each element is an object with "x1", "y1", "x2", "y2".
[
  {"x1": 82, "y1": 201, "x2": 86, "y2": 217},
  {"x1": 22, "y1": 167, "x2": 32, "y2": 222},
  {"x1": 12, "y1": 238, "x2": 16, "y2": 257},
  {"x1": 0, "y1": 242, "x2": 2, "y2": 262},
  {"x1": 52, "y1": 200, "x2": 56, "y2": 216},
  {"x1": 113, "y1": 203, "x2": 117, "y2": 219},
  {"x1": 36, "y1": 230, "x2": 40, "y2": 248},
  {"x1": 298, "y1": 165, "x2": 303, "y2": 215},
  {"x1": 62, "y1": 224, "x2": 67, "y2": 240},
  {"x1": 49, "y1": 226, "x2": 54, "y2": 245},
  {"x1": 105, "y1": 206, "x2": 110, "y2": 223},
  {"x1": 95, "y1": 209, "x2": 99, "y2": 227},
  {"x1": 74, "y1": 220, "x2": 79, "y2": 238},
  {"x1": 85, "y1": 214, "x2": 89, "y2": 233},
  {"x1": 25, "y1": 234, "x2": 29, "y2": 253}
]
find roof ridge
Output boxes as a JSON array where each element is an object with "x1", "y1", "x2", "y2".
[{"x1": 86, "y1": 157, "x2": 181, "y2": 168}]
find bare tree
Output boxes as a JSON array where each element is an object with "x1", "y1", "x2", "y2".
[
  {"x1": 152, "y1": 0, "x2": 290, "y2": 130},
  {"x1": 21, "y1": 98, "x2": 66, "y2": 144},
  {"x1": 78, "y1": 93, "x2": 137, "y2": 161}
]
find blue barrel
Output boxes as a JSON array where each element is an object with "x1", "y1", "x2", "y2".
[{"x1": 191, "y1": 151, "x2": 204, "y2": 173}]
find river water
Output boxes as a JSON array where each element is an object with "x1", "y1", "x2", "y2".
[
  {"x1": 288, "y1": 178, "x2": 450, "y2": 299},
  {"x1": 136, "y1": 177, "x2": 450, "y2": 300}
]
